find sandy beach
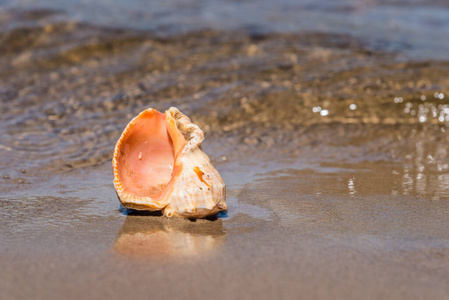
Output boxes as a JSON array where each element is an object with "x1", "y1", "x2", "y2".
[
  {"x1": 2, "y1": 157, "x2": 449, "y2": 299},
  {"x1": 1, "y1": 0, "x2": 449, "y2": 299}
]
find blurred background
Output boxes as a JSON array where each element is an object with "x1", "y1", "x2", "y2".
[{"x1": 1, "y1": 0, "x2": 449, "y2": 184}]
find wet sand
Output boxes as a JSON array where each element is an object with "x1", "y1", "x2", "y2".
[
  {"x1": 2, "y1": 157, "x2": 449, "y2": 300},
  {"x1": 2, "y1": 1, "x2": 449, "y2": 299}
]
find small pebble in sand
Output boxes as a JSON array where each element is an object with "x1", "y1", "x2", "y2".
[{"x1": 243, "y1": 136, "x2": 260, "y2": 145}]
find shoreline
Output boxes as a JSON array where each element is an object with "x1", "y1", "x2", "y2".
[{"x1": 2, "y1": 159, "x2": 449, "y2": 299}]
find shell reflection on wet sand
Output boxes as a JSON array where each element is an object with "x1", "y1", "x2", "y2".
[
  {"x1": 112, "y1": 107, "x2": 227, "y2": 218},
  {"x1": 112, "y1": 214, "x2": 226, "y2": 260}
]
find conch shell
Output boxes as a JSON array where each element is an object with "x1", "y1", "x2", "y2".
[{"x1": 112, "y1": 107, "x2": 227, "y2": 218}]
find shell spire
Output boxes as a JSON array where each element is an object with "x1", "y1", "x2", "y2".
[{"x1": 112, "y1": 107, "x2": 227, "y2": 218}]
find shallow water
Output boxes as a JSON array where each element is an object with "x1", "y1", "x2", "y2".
[{"x1": 1, "y1": 1, "x2": 449, "y2": 299}]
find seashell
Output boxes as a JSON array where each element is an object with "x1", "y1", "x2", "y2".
[{"x1": 112, "y1": 107, "x2": 227, "y2": 218}]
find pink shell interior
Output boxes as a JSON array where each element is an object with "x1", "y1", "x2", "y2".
[{"x1": 116, "y1": 110, "x2": 176, "y2": 197}]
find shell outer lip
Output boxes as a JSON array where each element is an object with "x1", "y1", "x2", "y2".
[{"x1": 112, "y1": 108, "x2": 167, "y2": 211}]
